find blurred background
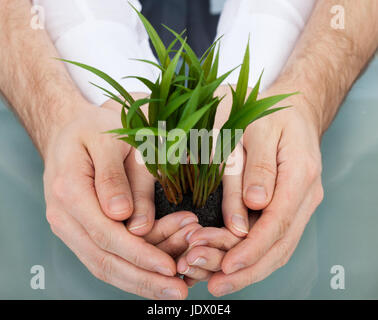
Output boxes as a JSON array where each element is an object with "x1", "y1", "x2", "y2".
[{"x1": 1, "y1": 0, "x2": 378, "y2": 299}]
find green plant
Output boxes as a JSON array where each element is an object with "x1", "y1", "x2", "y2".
[{"x1": 60, "y1": 5, "x2": 297, "y2": 208}]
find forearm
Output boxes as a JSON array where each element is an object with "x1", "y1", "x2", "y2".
[
  {"x1": 276, "y1": 0, "x2": 378, "y2": 136},
  {"x1": 0, "y1": 0, "x2": 90, "y2": 157}
]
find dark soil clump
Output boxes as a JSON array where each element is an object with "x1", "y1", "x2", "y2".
[{"x1": 155, "y1": 182, "x2": 224, "y2": 227}]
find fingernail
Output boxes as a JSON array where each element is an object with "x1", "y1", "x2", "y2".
[
  {"x1": 108, "y1": 195, "x2": 130, "y2": 214},
  {"x1": 231, "y1": 214, "x2": 249, "y2": 234},
  {"x1": 229, "y1": 263, "x2": 246, "y2": 274},
  {"x1": 180, "y1": 217, "x2": 198, "y2": 228},
  {"x1": 157, "y1": 288, "x2": 182, "y2": 300},
  {"x1": 214, "y1": 283, "x2": 234, "y2": 297},
  {"x1": 185, "y1": 229, "x2": 196, "y2": 242},
  {"x1": 190, "y1": 257, "x2": 207, "y2": 266},
  {"x1": 246, "y1": 185, "x2": 267, "y2": 204},
  {"x1": 154, "y1": 265, "x2": 174, "y2": 277},
  {"x1": 128, "y1": 214, "x2": 148, "y2": 231},
  {"x1": 180, "y1": 266, "x2": 195, "y2": 275},
  {"x1": 189, "y1": 240, "x2": 208, "y2": 248}
]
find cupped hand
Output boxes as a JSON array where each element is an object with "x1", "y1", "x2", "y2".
[
  {"x1": 43, "y1": 98, "x2": 199, "y2": 299},
  {"x1": 184, "y1": 84, "x2": 324, "y2": 296},
  {"x1": 176, "y1": 213, "x2": 259, "y2": 288}
]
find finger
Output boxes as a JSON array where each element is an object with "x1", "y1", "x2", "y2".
[
  {"x1": 177, "y1": 256, "x2": 212, "y2": 281},
  {"x1": 208, "y1": 181, "x2": 323, "y2": 297},
  {"x1": 144, "y1": 211, "x2": 198, "y2": 245},
  {"x1": 187, "y1": 227, "x2": 242, "y2": 251},
  {"x1": 157, "y1": 223, "x2": 202, "y2": 258},
  {"x1": 46, "y1": 207, "x2": 187, "y2": 300},
  {"x1": 222, "y1": 147, "x2": 249, "y2": 236},
  {"x1": 186, "y1": 246, "x2": 225, "y2": 272},
  {"x1": 184, "y1": 277, "x2": 200, "y2": 288},
  {"x1": 125, "y1": 150, "x2": 156, "y2": 235},
  {"x1": 90, "y1": 138, "x2": 133, "y2": 221},
  {"x1": 53, "y1": 161, "x2": 177, "y2": 277},
  {"x1": 222, "y1": 156, "x2": 312, "y2": 274},
  {"x1": 186, "y1": 213, "x2": 260, "y2": 250},
  {"x1": 242, "y1": 123, "x2": 280, "y2": 210}
]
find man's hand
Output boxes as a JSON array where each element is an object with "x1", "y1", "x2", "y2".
[
  {"x1": 196, "y1": 0, "x2": 378, "y2": 296},
  {"x1": 43, "y1": 100, "x2": 199, "y2": 299},
  {"x1": 181, "y1": 86, "x2": 324, "y2": 294},
  {"x1": 185, "y1": 87, "x2": 324, "y2": 295},
  {"x1": 178, "y1": 213, "x2": 260, "y2": 289}
]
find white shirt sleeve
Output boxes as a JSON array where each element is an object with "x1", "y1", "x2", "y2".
[
  {"x1": 216, "y1": 0, "x2": 316, "y2": 91},
  {"x1": 33, "y1": 0, "x2": 159, "y2": 106},
  {"x1": 34, "y1": 0, "x2": 316, "y2": 105}
]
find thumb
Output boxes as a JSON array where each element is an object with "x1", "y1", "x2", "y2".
[
  {"x1": 243, "y1": 128, "x2": 278, "y2": 210},
  {"x1": 125, "y1": 149, "x2": 156, "y2": 236},
  {"x1": 91, "y1": 144, "x2": 133, "y2": 221}
]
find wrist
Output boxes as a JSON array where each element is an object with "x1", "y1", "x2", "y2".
[
  {"x1": 38, "y1": 95, "x2": 94, "y2": 160},
  {"x1": 266, "y1": 78, "x2": 325, "y2": 139}
]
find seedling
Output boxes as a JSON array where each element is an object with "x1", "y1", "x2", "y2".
[{"x1": 60, "y1": 6, "x2": 297, "y2": 208}]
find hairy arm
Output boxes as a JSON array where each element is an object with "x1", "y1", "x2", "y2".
[
  {"x1": 279, "y1": 0, "x2": 378, "y2": 135},
  {"x1": 0, "y1": 0, "x2": 90, "y2": 157},
  {"x1": 0, "y1": 0, "x2": 191, "y2": 299},
  {"x1": 188, "y1": 0, "x2": 378, "y2": 295}
]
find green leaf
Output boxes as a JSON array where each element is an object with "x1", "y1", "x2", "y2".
[
  {"x1": 180, "y1": 75, "x2": 203, "y2": 120},
  {"x1": 106, "y1": 127, "x2": 166, "y2": 137},
  {"x1": 197, "y1": 96, "x2": 223, "y2": 131},
  {"x1": 231, "y1": 39, "x2": 250, "y2": 116},
  {"x1": 118, "y1": 136, "x2": 139, "y2": 149},
  {"x1": 129, "y1": 2, "x2": 167, "y2": 65},
  {"x1": 167, "y1": 100, "x2": 218, "y2": 166},
  {"x1": 214, "y1": 93, "x2": 296, "y2": 165},
  {"x1": 245, "y1": 69, "x2": 264, "y2": 105},
  {"x1": 57, "y1": 58, "x2": 135, "y2": 105},
  {"x1": 89, "y1": 82, "x2": 125, "y2": 106},
  {"x1": 127, "y1": 98, "x2": 161, "y2": 128},
  {"x1": 201, "y1": 43, "x2": 215, "y2": 80},
  {"x1": 162, "y1": 24, "x2": 202, "y2": 75},
  {"x1": 207, "y1": 45, "x2": 220, "y2": 83},
  {"x1": 164, "y1": 29, "x2": 186, "y2": 67},
  {"x1": 158, "y1": 91, "x2": 192, "y2": 120},
  {"x1": 148, "y1": 76, "x2": 161, "y2": 127},
  {"x1": 121, "y1": 76, "x2": 156, "y2": 91},
  {"x1": 172, "y1": 75, "x2": 195, "y2": 85},
  {"x1": 173, "y1": 84, "x2": 191, "y2": 92},
  {"x1": 199, "y1": 35, "x2": 223, "y2": 63},
  {"x1": 177, "y1": 99, "x2": 218, "y2": 133},
  {"x1": 255, "y1": 106, "x2": 291, "y2": 120},
  {"x1": 160, "y1": 39, "x2": 186, "y2": 105},
  {"x1": 129, "y1": 58, "x2": 165, "y2": 72},
  {"x1": 199, "y1": 66, "x2": 238, "y2": 104},
  {"x1": 121, "y1": 105, "x2": 127, "y2": 128},
  {"x1": 224, "y1": 92, "x2": 299, "y2": 130},
  {"x1": 212, "y1": 128, "x2": 243, "y2": 166}
]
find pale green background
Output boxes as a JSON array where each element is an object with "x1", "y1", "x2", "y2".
[{"x1": 0, "y1": 53, "x2": 377, "y2": 299}]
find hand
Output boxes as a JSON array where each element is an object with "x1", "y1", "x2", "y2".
[
  {"x1": 178, "y1": 213, "x2": 260, "y2": 288},
  {"x1": 202, "y1": 84, "x2": 324, "y2": 296},
  {"x1": 43, "y1": 98, "x2": 198, "y2": 299}
]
